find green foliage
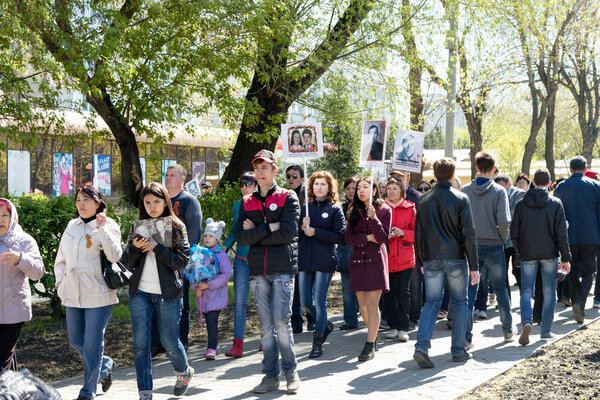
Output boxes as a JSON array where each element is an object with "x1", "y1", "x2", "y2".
[
  {"x1": 424, "y1": 126, "x2": 445, "y2": 149},
  {"x1": 198, "y1": 184, "x2": 242, "y2": 239}
]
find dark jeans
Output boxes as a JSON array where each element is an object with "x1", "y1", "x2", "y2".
[
  {"x1": 409, "y1": 266, "x2": 424, "y2": 323},
  {"x1": 532, "y1": 267, "x2": 543, "y2": 322},
  {"x1": 384, "y1": 269, "x2": 412, "y2": 331},
  {"x1": 569, "y1": 244, "x2": 598, "y2": 308},
  {"x1": 505, "y1": 247, "x2": 521, "y2": 290},
  {"x1": 203, "y1": 310, "x2": 221, "y2": 350},
  {"x1": 558, "y1": 275, "x2": 571, "y2": 301},
  {"x1": 151, "y1": 280, "x2": 191, "y2": 351},
  {"x1": 292, "y1": 273, "x2": 315, "y2": 332},
  {"x1": 595, "y1": 247, "x2": 600, "y2": 302},
  {"x1": 0, "y1": 322, "x2": 23, "y2": 371}
]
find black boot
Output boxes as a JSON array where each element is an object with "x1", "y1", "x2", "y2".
[
  {"x1": 358, "y1": 341, "x2": 375, "y2": 362},
  {"x1": 309, "y1": 332, "x2": 324, "y2": 359},
  {"x1": 323, "y1": 320, "x2": 334, "y2": 342}
]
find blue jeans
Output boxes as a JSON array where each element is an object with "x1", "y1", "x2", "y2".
[
  {"x1": 130, "y1": 291, "x2": 189, "y2": 394},
  {"x1": 233, "y1": 257, "x2": 250, "y2": 339},
  {"x1": 521, "y1": 259, "x2": 558, "y2": 335},
  {"x1": 203, "y1": 310, "x2": 221, "y2": 349},
  {"x1": 415, "y1": 259, "x2": 469, "y2": 356},
  {"x1": 340, "y1": 272, "x2": 358, "y2": 327},
  {"x1": 250, "y1": 274, "x2": 297, "y2": 378},
  {"x1": 299, "y1": 271, "x2": 333, "y2": 333},
  {"x1": 466, "y1": 280, "x2": 479, "y2": 342},
  {"x1": 477, "y1": 244, "x2": 513, "y2": 332},
  {"x1": 66, "y1": 306, "x2": 114, "y2": 399}
]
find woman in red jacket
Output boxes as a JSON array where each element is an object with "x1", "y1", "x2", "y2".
[
  {"x1": 345, "y1": 177, "x2": 391, "y2": 362},
  {"x1": 383, "y1": 179, "x2": 416, "y2": 343}
]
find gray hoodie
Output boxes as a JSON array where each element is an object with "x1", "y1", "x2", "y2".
[{"x1": 462, "y1": 178, "x2": 511, "y2": 245}]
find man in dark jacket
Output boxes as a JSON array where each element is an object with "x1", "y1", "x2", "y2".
[
  {"x1": 236, "y1": 150, "x2": 300, "y2": 394},
  {"x1": 554, "y1": 156, "x2": 600, "y2": 323},
  {"x1": 285, "y1": 165, "x2": 315, "y2": 333},
  {"x1": 511, "y1": 168, "x2": 571, "y2": 345},
  {"x1": 413, "y1": 158, "x2": 479, "y2": 368}
]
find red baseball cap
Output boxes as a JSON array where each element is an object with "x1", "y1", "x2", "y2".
[{"x1": 252, "y1": 150, "x2": 277, "y2": 165}]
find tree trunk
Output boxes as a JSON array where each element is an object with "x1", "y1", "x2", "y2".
[
  {"x1": 465, "y1": 115, "x2": 482, "y2": 179},
  {"x1": 87, "y1": 91, "x2": 143, "y2": 205},
  {"x1": 220, "y1": 74, "x2": 290, "y2": 185},
  {"x1": 581, "y1": 124, "x2": 596, "y2": 164},
  {"x1": 545, "y1": 94, "x2": 556, "y2": 181},
  {"x1": 408, "y1": 63, "x2": 424, "y2": 186}
]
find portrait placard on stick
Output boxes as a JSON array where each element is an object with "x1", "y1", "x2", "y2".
[
  {"x1": 281, "y1": 123, "x2": 323, "y2": 159},
  {"x1": 359, "y1": 121, "x2": 387, "y2": 168},
  {"x1": 392, "y1": 128, "x2": 425, "y2": 173}
]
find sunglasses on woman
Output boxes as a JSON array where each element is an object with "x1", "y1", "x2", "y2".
[
  {"x1": 417, "y1": 186, "x2": 430, "y2": 193},
  {"x1": 239, "y1": 180, "x2": 254, "y2": 188}
]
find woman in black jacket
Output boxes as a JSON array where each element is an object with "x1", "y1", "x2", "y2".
[
  {"x1": 298, "y1": 171, "x2": 346, "y2": 358},
  {"x1": 122, "y1": 182, "x2": 192, "y2": 400}
]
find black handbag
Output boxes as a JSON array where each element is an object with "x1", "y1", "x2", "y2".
[{"x1": 100, "y1": 249, "x2": 131, "y2": 289}]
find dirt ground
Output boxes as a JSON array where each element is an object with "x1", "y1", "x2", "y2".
[
  {"x1": 17, "y1": 279, "x2": 344, "y2": 383},
  {"x1": 459, "y1": 317, "x2": 600, "y2": 400}
]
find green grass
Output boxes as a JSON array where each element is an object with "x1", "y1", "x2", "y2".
[
  {"x1": 110, "y1": 281, "x2": 241, "y2": 320},
  {"x1": 22, "y1": 315, "x2": 56, "y2": 332}
]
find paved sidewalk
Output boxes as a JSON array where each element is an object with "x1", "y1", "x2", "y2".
[{"x1": 53, "y1": 287, "x2": 599, "y2": 400}]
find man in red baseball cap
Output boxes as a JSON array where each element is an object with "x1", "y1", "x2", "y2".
[{"x1": 235, "y1": 149, "x2": 301, "y2": 394}]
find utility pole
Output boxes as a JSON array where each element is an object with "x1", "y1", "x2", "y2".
[{"x1": 444, "y1": 0, "x2": 457, "y2": 158}]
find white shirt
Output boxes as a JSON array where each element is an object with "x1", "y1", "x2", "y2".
[{"x1": 138, "y1": 251, "x2": 162, "y2": 294}]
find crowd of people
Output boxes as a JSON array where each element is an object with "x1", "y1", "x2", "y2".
[{"x1": 1, "y1": 150, "x2": 600, "y2": 399}]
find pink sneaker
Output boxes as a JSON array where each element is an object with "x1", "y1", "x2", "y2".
[{"x1": 205, "y1": 348, "x2": 217, "y2": 360}]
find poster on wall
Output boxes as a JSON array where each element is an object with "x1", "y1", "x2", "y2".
[
  {"x1": 191, "y1": 161, "x2": 206, "y2": 184},
  {"x1": 391, "y1": 128, "x2": 425, "y2": 173},
  {"x1": 359, "y1": 120, "x2": 387, "y2": 167},
  {"x1": 161, "y1": 159, "x2": 177, "y2": 186},
  {"x1": 140, "y1": 157, "x2": 146, "y2": 186},
  {"x1": 281, "y1": 122, "x2": 323, "y2": 159},
  {"x1": 8, "y1": 150, "x2": 30, "y2": 196},
  {"x1": 52, "y1": 153, "x2": 73, "y2": 196},
  {"x1": 93, "y1": 155, "x2": 111, "y2": 196}
]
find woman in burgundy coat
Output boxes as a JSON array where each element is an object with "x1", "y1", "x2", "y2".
[{"x1": 345, "y1": 177, "x2": 391, "y2": 361}]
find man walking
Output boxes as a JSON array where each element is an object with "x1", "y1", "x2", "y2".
[
  {"x1": 554, "y1": 156, "x2": 600, "y2": 323},
  {"x1": 236, "y1": 150, "x2": 300, "y2": 394},
  {"x1": 151, "y1": 164, "x2": 202, "y2": 356},
  {"x1": 463, "y1": 152, "x2": 515, "y2": 344},
  {"x1": 413, "y1": 158, "x2": 479, "y2": 368},
  {"x1": 285, "y1": 165, "x2": 315, "y2": 333},
  {"x1": 510, "y1": 168, "x2": 571, "y2": 345}
]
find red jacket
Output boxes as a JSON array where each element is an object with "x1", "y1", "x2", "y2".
[{"x1": 386, "y1": 198, "x2": 416, "y2": 273}]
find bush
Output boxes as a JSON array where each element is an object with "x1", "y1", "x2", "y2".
[{"x1": 198, "y1": 183, "x2": 242, "y2": 239}]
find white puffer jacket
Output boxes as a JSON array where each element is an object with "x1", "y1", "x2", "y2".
[{"x1": 54, "y1": 217, "x2": 123, "y2": 308}]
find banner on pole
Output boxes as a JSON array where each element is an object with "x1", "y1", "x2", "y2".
[
  {"x1": 281, "y1": 123, "x2": 323, "y2": 159},
  {"x1": 359, "y1": 121, "x2": 387, "y2": 167},
  {"x1": 391, "y1": 128, "x2": 425, "y2": 173},
  {"x1": 93, "y1": 155, "x2": 112, "y2": 196},
  {"x1": 53, "y1": 153, "x2": 73, "y2": 196}
]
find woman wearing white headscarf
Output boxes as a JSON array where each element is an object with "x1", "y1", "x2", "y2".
[{"x1": 0, "y1": 198, "x2": 44, "y2": 371}]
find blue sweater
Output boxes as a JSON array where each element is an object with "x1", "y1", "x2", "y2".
[
  {"x1": 171, "y1": 190, "x2": 203, "y2": 245},
  {"x1": 223, "y1": 200, "x2": 250, "y2": 258}
]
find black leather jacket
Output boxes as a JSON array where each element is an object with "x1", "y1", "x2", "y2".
[
  {"x1": 122, "y1": 228, "x2": 190, "y2": 301},
  {"x1": 510, "y1": 187, "x2": 571, "y2": 262},
  {"x1": 415, "y1": 181, "x2": 478, "y2": 270}
]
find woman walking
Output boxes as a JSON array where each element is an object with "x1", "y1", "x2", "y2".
[
  {"x1": 54, "y1": 186, "x2": 122, "y2": 400},
  {"x1": 383, "y1": 179, "x2": 416, "y2": 343},
  {"x1": 345, "y1": 178, "x2": 391, "y2": 361},
  {"x1": 222, "y1": 172, "x2": 257, "y2": 358},
  {"x1": 0, "y1": 198, "x2": 44, "y2": 372},
  {"x1": 122, "y1": 182, "x2": 193, "y2": 400},
  {"x1": 298, "y1": 171, "x2": 346, "y2": 358}
]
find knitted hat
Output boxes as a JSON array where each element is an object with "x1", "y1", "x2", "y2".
[{"x1": 204, "y1": 218, "x2": 226, "y2": 241}]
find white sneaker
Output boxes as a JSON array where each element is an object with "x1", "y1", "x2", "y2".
[
  {"x1": 386, "y1": 329, "x2": 399, "y2": 339},
  {"x1": 489, "y1": 292, "x2": 497, "y2": 306},
  {"x1": 503, "y1": 325, "x2": 518, "y2": 342},
  {"x1": 398, "y1": 330, "x2": 409, "y2": 342}
]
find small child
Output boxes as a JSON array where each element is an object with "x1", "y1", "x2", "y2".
[{"x1": 192, "y1": 218, "x2": 232, "y2": 360}]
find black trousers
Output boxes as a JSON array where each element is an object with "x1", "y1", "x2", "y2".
[
  {"x1": 383, "y1": 269, "x2": 412, "y2": 331},
  {"x1": 569, "y1": 244, "x2": 598, "y2": 307},
  {"x1": 203, "y1": 310, "x2": 221, "y2": 350},
  {"x1": 0, "y1": 322, "x2": 24, "y2": 371},
  {"x1": 291, "y1": 273, "x2": 314, "y2": 331}
]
